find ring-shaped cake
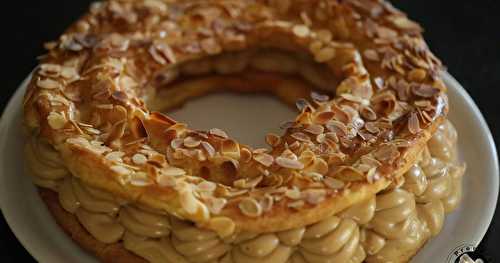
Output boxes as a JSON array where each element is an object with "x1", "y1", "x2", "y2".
[{"x1": 23, "y1": 0, "x2": 465, "y2": 262}]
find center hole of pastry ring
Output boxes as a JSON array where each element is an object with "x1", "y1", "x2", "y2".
[
  {"x1": 146, "y1": 48, "x2": 339, "y2": 148},
  {"x1": 167, "y1": 92, "x2": 296, "y2": 148}
]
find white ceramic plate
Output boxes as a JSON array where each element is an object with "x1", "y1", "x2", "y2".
[{"x1": 0, "y1": 72, "x2": 498, "y2": 263}]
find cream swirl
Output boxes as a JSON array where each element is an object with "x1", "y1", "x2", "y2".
[
  {"x1": 59, "y1": 177, "x2": 125, "y2": 243},
  {"x1": 224, "y1": 233, "x2": 292, "y2": 263},
  {"x1": 363, "y1": 189, "x2": 428, "y2": 263},
  {"x1": 363, "y1": 121, "x2": 465, "y2": 262},
  {"x1": 123, "y1": 232, "x2": 188, "y2": 263},
  {"x1": 119, "y1": 206, "x2": 171, "y2": 238},
  {"x1": 340, "y1": 196, "x2": 376, "y2": 225},
  {"x1": 170, "y1": 217, "x2": 230, "y2": 262},
  {"x1": 25, "y1": 137, "x2": 69, "y2": 190},
  {"x1": 298, "y1": 216, "x2": 364, "y2": 263}
]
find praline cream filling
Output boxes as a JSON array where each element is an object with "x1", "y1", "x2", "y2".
[{"x1": 27, "y1": 120, "x2": 465, "y2": 263}]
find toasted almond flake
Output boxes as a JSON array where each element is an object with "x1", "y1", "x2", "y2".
[
  {"x1": 265, "y1": 133, "x2": 281, "y2": 147},
  {"x1": 209, "y1": 128, "x2": 228, "y2": 138},
  {"x1": 374, "y1": 77, "x2": 385, "y2": 90},
  {"x1": 40, "y1": 64, "x2": 62, "y2": 77},
  {"x1": 325, "y1": 120, "x2": 348, "y2": 137},
  {"x1": 170, "y1": 138, "x2": 184, "y2": 149},
  {"x1": 234, "y1": 176, "x2": 262, "y2": 189},
  {"x1": 238, "y1": 197, "x2": 262, "y2": 217},
  {"x1": 106, "y1": 120, "x2": 127, "y2": 143},
  {"x1": 60, "y1": 67, "x2": 79, "y2": 80},
  {"x1": 105, "y1": 151, "x2": 125, "y2": 162},
  {"x1": 291, "y1": 132, "x2": 310, "y2": 142},
  {"x1": 66, "y1": 137, "x2": 89, "y2": 147},
  {"x1": 179, "y1": 188, "x2": 201, "y2": 215},
  {"x1": 233, "y1": 179, "x2": 246, "y2": 188},
  {"x1": 221, "y1": 139, "x2": 240, "y2": 159},
  {"x1": 292, "y1": 24, "x2": 310, "y2": 37},
  {"x1": 373, "y1": 144, "x2": 400, "y2": 163},
  {"x1": 183, "y1": 136, "x2": 201, "y2": 148},
  {"x1": 224, "y1": 188, "x2": 248, "y2": 198},
  {"x1": 156, "y1": 173, "x2": 176, "y2": 187},
  {"x1": 389, "y1": 15, "x2": 421, "y2": 31},
  {"x1": 408, "y1": 68, "x2": 427, "y2": 82},
  {"x1": 298, "y1": 152, "x2": 314, "y2": 167},
  {"x1": 149, "y1": 43, "x2": 176, "y2": 65},
  {"x1": 47, "y1": 112, "x2": 67, "y2": 129},
  {"x1": 295, "y1": 98, "x2": 311, "y2": 111},
  {"x1": 414, "y1": 100, "x2": 431, "y2": 108},
  {"x1": 412, "y1": 84, "x2": 440, "y2": 98},
  {"x1": 206, "y1": 198, "x2": 227, "y2": 215},
  {"x1": 366, "y1": 167, "x2": 377, "y2": 183},
  {"x1": 285, "y1": 187, "x2": 302, "y2": 199},
  {"x1": 316, "y1": 133, "x2": 327, "y2": 144},
  {"x1": 324, "y1": 177, "x2": 345, "y2": 189},
  {"x1": 253, "y1": 148, "x2": 269, "y2": 154},
  {"x1": 340, "y1": 93, "x2": 365, "y2": 104},
  {"x1": 288, "y1": 200, "x2": 305, "y2": 209},
  {"x1": 303, "y1": 189, "x2": 326, "y2": 204},
  {"x1": 332, "y1": 166, "x2": 365, "y2": 181},
  {"x1": 311, "y1": 91, "x2": 329, "y2": 102},
  {"x1": 314, "y1": 47, "x2": 336, "y2": 62},
  {"x1": 260, "y1": 194, "x2": 274, "y2": 212},
  {"x1": 110, "y1": 165, "x2": 132, "y2": 176},
  {"x1": 132, "y1": 153, "x2": 148, "y2": 165},
  {"x1": 289, "y1": 141, "x2": 301, "y2": 150},
  {"x1": 276, "y1": 156, "x2": 304, "y2": 170},
  {"x1": 315, "y1": 111, "x2": 335, "y2": 124},
  {"x1": 130, "y1": 172, "x2": 152, "y2": 187},
  {"x1": 304, "y1": 124, "x2": 324, "y2": 135},
  {"x1": 280, "y1": 120, "x2": 295, "y2": 130},
  {"x1": 331, "y1": 104, "x2": 351, "y2": 123},
  {"x1": 360, "y1": 106, "x2": 377, "y2": 121},
  {"x1": 304, "y1": 172, "x2": 324, "y2": 181},
  {"x1": 163, "y1": 166, "x2": 186, "y2": 177},
  {"x1": 37, "y1": 78, "x2": 62, "y2": 90},
  {"x1": 408, "y1": 112, "x2": 421, "y2": 134},
  {"x1": 253, "y1": 153, "x2": 274, "y2": 167},
  {"x1": 201, "y1": 141, "x2": 216, "y2": 158}
]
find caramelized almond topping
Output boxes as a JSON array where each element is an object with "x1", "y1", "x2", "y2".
[{"x1": 239, "y1": 197, "x2": 262, "y2": 217}]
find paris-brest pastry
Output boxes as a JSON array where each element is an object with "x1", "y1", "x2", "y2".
[{"x1": 23, "y1": 0, "x2": 466, "y2": 262}]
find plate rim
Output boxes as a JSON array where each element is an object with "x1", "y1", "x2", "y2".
[{"x1": 0, "y1": 72, "x2": 498, "y2": 262}]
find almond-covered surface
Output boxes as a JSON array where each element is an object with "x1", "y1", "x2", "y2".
[{"x1": 23, "y1": 0, "x2": 449, "y2": 241}]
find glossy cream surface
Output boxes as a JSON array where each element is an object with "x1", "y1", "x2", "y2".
[{"x1": 27, "y1": 120, "x2": 465, "y2": 263}]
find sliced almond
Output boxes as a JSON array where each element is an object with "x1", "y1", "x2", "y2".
[
  {"x1": 47, "y1": 112, "x2": 67, "y2": 129},
  {"x1": 324, "y1": 177, "x2": 345, "y2": 189},
  {"x1": 163, "y1": 166, "x2": 186, "y2": 177},
  {"x1": 238, "y1": 197, "x2": 262, "y2": 217},
  {"x1": 253, "y1": 153, "x2": 274, "y2": 167},
  {"x1": 183, "y1": 136, "x2": 201, "y2": 148},
  {"x1": 276, "y1": 156, "x2": 304, "y2": 170}
]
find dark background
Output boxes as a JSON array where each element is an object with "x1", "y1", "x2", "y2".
[{"x1": 1, "y1": 0, "x2": 499, "y2": 262}]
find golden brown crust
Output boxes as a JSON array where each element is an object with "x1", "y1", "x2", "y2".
[
  {"x1": 38, "y1": 188, "x2": 147, "y2": 263},
  {"x1": 23, "y1": 0, "x2": 450, "y2": 235}
]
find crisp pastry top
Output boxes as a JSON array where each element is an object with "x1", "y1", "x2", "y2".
[{"x1": 23, "y1": 0, "x2": 448, "y2": 236}]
